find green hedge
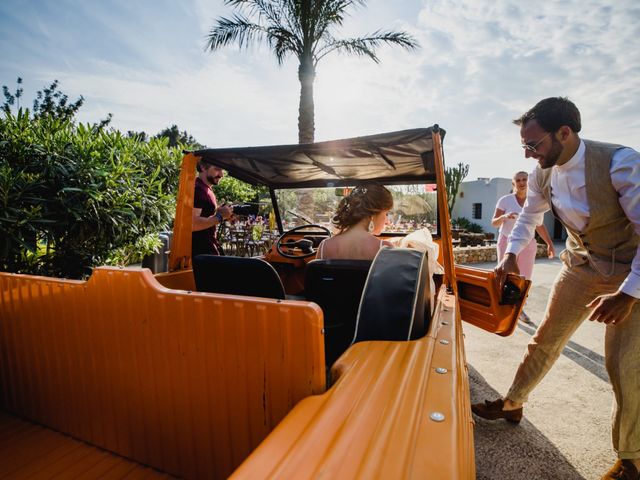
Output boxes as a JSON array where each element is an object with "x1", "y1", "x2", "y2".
[{"x1": 0, "y1": 110, "x2": 181, "y2": 278}]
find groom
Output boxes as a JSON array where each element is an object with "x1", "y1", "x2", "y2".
[{"x1": 472, "y1": 97, "x2": 640, "y2": 480}]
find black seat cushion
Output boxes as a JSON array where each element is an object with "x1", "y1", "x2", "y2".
[
  {"x1": 304, "y1": 259, "x2": 372, "y2": 367},
  {"x1": 353, "y1": 248, "x2": 431, "y2": 343},
  {"x1": 193, "y1": 255, "x2": 286, "y2": 299}
]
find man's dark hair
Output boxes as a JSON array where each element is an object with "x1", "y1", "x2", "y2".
[
  {"x1": 196, "y1": 159, "x2": 217, "y2": 172},
  {"x1": 513, "y1": 97, "x2": 581, "y2": 133}
]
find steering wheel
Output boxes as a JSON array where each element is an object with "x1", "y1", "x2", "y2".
[{"x1": 276, "y1": 224, "x2": 331, "y2": 259}]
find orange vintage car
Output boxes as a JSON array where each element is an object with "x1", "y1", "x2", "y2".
[{"x1": 0, "y1": 126, "x2": 529, "y2": 479}]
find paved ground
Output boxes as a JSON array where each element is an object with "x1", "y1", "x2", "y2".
[{"x1": 463, "y1": 243, "x2": 615, "y2": 480}]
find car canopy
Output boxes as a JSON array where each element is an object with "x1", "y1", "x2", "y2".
[{"x1": 192, "y1": 126, "x2": 444, "y2": 189}]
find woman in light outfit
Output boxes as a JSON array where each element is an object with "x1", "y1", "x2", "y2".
[
  {"x1": 318, "y1": 184, "x2": 394, "y2": 260},
  {"x1": 492, "y1": 171, "x2": 555, "y2": 322}
]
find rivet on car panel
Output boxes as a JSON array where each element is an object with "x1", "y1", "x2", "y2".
[{"x1": 430, "y1": 412, "x2": 445, "y2": 422}]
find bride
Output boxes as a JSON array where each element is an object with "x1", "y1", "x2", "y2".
[{"x1": 317, "y1": 184, "x2": 394, "y2": 260}]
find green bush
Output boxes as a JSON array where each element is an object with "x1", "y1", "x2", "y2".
[
  {"x1": 0, "y1": 110, "x2": 181, "y2": 278},
  {"x1": 452, "y1": 217, "x2": 484, "y2": 233},
  {"x1": 216, "y1": 175, "x2": 266, "y2": 205}
]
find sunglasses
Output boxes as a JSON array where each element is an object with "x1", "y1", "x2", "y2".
[{"x1": 521, "y1": 132, "x2": 551, "y2": 154}]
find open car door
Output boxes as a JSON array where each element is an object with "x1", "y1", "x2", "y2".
[
  {"x1": 455, "y1": 265, "x2": 531, "y2": 336},
  {"x1": 431, "y1": 129, "x2": 530, "y2": 338}
]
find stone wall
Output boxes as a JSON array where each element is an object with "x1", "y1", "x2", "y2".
[{"x1": 453, "y1": 243, "x2": 549, "y2": 264}]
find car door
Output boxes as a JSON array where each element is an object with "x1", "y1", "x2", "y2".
[
  {"x1": 455, "y1": 265, "x2": 531, "y2": 336},
  {"x1": 428, "y1": 127, "x2": 530, "y2": 337}
]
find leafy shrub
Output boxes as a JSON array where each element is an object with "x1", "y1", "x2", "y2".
[
  {"x1": 452, "y1": 217, "x2": 484, "y2": 233},
  {"x1": 216, "y1": 175, "x2": 266, "y2": 204},
  {"x1": 0, "y1": 110, "x2": 181, "y2": 278}
]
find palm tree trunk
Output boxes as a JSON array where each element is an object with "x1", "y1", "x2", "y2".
[
  {"x1": 296, "y1": 57, "x2": 316, "y2": 218},
  {"x1": 297, "y1": 60, "x2": 315, "y2": 144}
]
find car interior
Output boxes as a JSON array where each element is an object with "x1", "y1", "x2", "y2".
[{"x1": 192, "y1": 232, "x2": 437, "y2": 376}]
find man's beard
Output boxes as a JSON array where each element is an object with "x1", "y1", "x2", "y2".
[
  {"x1": 207, "y1": 175, "x2": 222, "y2": 185},
  {"x1": 538, "y1": 137, "x2": 563, "y2": 169}
]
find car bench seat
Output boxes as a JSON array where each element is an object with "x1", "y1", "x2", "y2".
[
  {"x1": 353, "y1": 247, "x2": 431, "y2": 343},
  {"x1": 0, "y1": 267, "x2": 326, "y2": 479},
  {"x1": 304, "y1": 259, "x2": 372, "y2": 367}
]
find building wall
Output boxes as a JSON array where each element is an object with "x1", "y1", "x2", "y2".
[
  {"x1": 451, "y1": 178, "x2": 511, "y2": 235},
  {"x1": 451, "y1": 178, "x2": 565, "y2": 240}
]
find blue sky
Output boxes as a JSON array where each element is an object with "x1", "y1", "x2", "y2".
[{"x1": 1, "y1": 0, "x2": 639, "y2": 180}]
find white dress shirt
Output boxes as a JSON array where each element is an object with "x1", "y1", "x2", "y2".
[{"x1": 506, "y1": 139, "x2": 640, "y2": 298}]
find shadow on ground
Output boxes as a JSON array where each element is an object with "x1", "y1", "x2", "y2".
[{"x1": 469, "y1": 365, "x2": 586, "y2": 480}]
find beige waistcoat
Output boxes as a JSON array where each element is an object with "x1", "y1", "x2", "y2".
[{"x1": 535, "y1": 139, "x2": 638, "y2": 277}]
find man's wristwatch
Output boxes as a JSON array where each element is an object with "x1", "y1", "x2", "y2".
[{"x1": 214, "y1": 212, "x2": 224, "y2": 223}]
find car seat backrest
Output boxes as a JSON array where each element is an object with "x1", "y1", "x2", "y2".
[
  {"x1": 304, "y1": 259, "x2": 372, "y2": 367},
  {"x1": 353, "y1": 248, "x2": 431, "y2": 343},
  {"x1": 193, "y1": 254, "x2": 286, "y2": 299}
]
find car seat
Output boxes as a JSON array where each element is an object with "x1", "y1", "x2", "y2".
[
  {"x1": 353, "y1": 248, "x2": 431, "y2": 343},
  {"x1": 304, "y1": 259, "x2": 372, "y2": 367},
  {"x1": 193, "y1": 254, "x2": 286, "y2": 299}
]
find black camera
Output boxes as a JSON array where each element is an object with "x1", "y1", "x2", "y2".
[{"x1": 231, "y1": 203, "x2": 258, "y2": 216}]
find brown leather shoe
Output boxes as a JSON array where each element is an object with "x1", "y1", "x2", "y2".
[
  {"x1": 601, "y1": 460, "x2": 640, "y2": 480},
  {"x1": 471, "y1": 398, "x2": 523, "y2": 424}
]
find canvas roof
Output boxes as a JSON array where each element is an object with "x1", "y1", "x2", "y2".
[{"x1": 193, "y1": 126, "x2": 444, "y2": 189}]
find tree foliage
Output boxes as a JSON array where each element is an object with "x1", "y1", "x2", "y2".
[
  {"x1": 452, "y1": 217, "x2": 484, "y2": 233},
  {"x1": 206, "y1": 0, "x2": 418, "y2": 143},
  {"x1": 216, "y1": 175, "x2": 267, "y2": 205},
  {"x1": 1, "y1": 77, "x2": 24, "y2": 113},
  {"x1": 0, "y1": 78, "x2": 266, "y2": 279},
  {"x1": 3, "y1": 77, "x2": 112, "y2": 129},
  {"x1": 0, "y1": 110, "x2": 181, "y2": 279},
  {"x1": 154, "y1": 124, "x2": 203, "y2": 149},
  {"x1": 445, "y1": 162, "x2": 469, "y2": 215},
  {"x1": 126, "y1": 130, "x2": 149, "y2": 142}
]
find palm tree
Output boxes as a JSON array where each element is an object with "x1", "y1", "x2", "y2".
[{"x1": 206, "y1": 0, "x2": 419, "y2": 144}]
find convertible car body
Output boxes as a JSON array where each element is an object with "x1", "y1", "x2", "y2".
[{"x1": 0, "y1": 126, "x2": 529, "y2": 479}]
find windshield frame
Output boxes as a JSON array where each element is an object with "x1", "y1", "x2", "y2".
[{"x1": 270, "y1": 180, "x2": 439, "y2": 238}]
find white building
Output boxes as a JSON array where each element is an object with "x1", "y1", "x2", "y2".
[{"x1": 451, "y1": 177, "x2": 566, "y2": 241}]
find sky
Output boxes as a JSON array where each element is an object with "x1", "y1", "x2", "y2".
[{"x1": 1, "y1": 0, "x2": 639, "y2": 180}]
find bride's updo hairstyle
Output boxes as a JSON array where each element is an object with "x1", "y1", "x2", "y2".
[{"x1": 332, "y1": 183, "x2": 393, "y2": 233}]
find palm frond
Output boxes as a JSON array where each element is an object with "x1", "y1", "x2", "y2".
[
  {"x1": 266, "y1": 26, "x2": 302, "y2": 64},
  {"x1": 246, "y1": 0, "x2": 284, "y2": 28},
  {"x1": 281, "y1": 0, "x2": 303, "y2": 37},
  {"x1": 315, "y1": 30, "x2": 419, "y2": 63},
  {"x1": 205, "y1": 14, "x2": 268, "y2": 51},
  {"x1": 313, "y1": 0, "x2": 365, "y2": 35},
  {"x1": 208, "y1": 2, "x2": 302, "y2": 63},
  {"x1": 221, "y1": 0, "x2": 293, "y2": 45}
]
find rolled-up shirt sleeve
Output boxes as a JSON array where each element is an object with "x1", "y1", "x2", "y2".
[
  {"x1": 611, "y1": 148, "x2": 640, "y2": 299},
  {"x1": 506, "y1": 168, "x2": 550, "y2": 256}
]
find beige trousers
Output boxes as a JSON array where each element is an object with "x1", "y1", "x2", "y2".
[{"x1": 506, "y1": 263, "x2": 640, "y2": 459}]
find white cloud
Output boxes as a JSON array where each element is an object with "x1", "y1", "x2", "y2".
[
  {"x1": 408, "y1": 0, "x2": 640, "y2": 178},
  {"x1": 56, "y1": 52, "x2": 300, "y2": 147},
  {"x1": 2, "y1": 0, "x2": 639, "y2": 181}
]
